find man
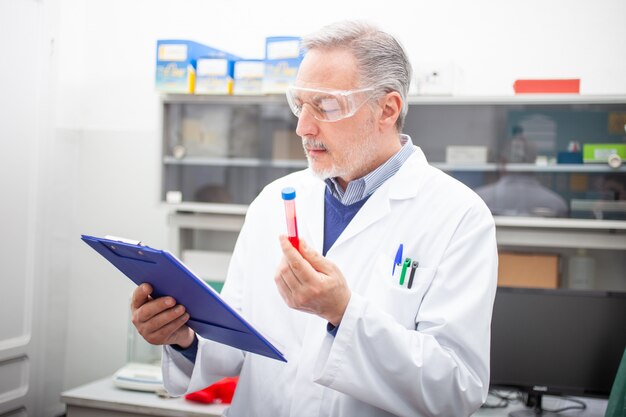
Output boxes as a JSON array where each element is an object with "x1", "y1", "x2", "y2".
[
  {"x1": 475, "y1": 126, "x2": 568, "y2": 217},
  {"x1": 131, "y1": 20, "x2": 498, "y2": 417}
]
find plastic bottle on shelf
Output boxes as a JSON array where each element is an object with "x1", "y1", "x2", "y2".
[{"x1": 568, "y1": 249, "x2": 596, "y2": 290}]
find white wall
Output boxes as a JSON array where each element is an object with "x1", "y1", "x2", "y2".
[
  {"x1": 0, "y1": 0, "x2": 80, "y2": 415},
  {"x1": 1, "y1": 0, "x2": 623, "y2": 414},
  {"x1": 55, "y1": 0, "x2": 626, "y2": 134}
]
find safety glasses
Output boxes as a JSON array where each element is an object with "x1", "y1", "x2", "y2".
[{"x1": 285, "y1": 85, "x2": 376, "y2": 122}]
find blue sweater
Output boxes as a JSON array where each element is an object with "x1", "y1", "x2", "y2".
[{"x1": 323, "y1": 187, "x2": 370, "y2": 256}]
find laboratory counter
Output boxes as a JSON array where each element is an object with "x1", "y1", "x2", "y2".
[
  {"x1": 61, "y1": 377, "x2": 608, "y2": 417},
  {"x1": 61, "y1": 378, "x2": 227, "y2": 417}
]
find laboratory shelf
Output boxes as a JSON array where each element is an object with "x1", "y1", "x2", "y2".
[
  {"x1": 494, "y1": 216, "x2": 626, "y2": 230},
  {"x1": 165, "y1": 203, "x2": 626, "y2": 251},
  {"x1": 161, "y1": 94, "x2": 626, "y2": 291},
  {"x1": 165, "y1": 202, "x2": 248, "y2": 216},
  {"x1": 164, "y1": 157, "x2": 626, "y2": 173},
  {"x1": 163, "y1": 156, "x2": 307, "y2": 169},
  {"x1": 433, "y1": 163, "x2": 626, "y2": 173},
  {"x1": 495, "y1": 216, "x2": 626, "y2": 250},
  {"x1": 161, "y1": 93, "x2": 626, "y2": 106},
  {"x1": 406, "y1": 94, "x2": 626, "y2": 105},
  {"x1": 161, "y1": 93, "x2": 289, "y2": 105},
  {"x1": 165, "y1": 158, "x2": 625, "y2": 173}
]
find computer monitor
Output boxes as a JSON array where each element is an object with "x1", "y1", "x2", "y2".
[{"x1": 490, "y1": 287, "x2": 626, "y2": 416}]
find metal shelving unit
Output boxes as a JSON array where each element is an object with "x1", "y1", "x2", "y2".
[
  {"x1": 163, "y1": 155, "x2": 307, "y2": 169},
  {"x1": 161, "y1": 94, "x2": 626, "y2": 290},
  {"x1": 434, "y1": 163, "x2": 626, "y2": 173}
]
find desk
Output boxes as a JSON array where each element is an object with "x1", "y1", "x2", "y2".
[
  {"x1": 473, "y1": 392, "x2": 608, "y2": 417},
  {"x1": 62, "y1": 378, "x2": 608, "y2": 417},
  {"x1": 61, "y1": 377, "x2": 228, "y2": 417}
]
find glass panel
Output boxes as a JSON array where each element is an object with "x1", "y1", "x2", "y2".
[
  {"x1": 405, "y1": 102, "x2": 626, "y2": 220},
  {"x1": 443, "y1": 170, "x2": 626, "y2": 220},
  {"x1": 162, "y1": 97, "x2": 626, "y2": 292},
  {"x1": 162, "y1": 99, "x2": 626, "y2": 218},
  {"x1": 163, "y1": 100, "x2": 305, "y2": 205}
]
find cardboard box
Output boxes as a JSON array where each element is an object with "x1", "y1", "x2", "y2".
[
  {"x1": 445, "y1": 146, "x2": 488, "y2": 164},
  {"x1": 195, "y1": 58, "x2": 237, "y2": 95},
  {"x1": 155, "y1": 39, "x2": 239, "y2": 94},
  {"x1": 608, "y1": 112, "x2": 626, "y2": 134},
  {"x1": 498, "y1": 252, "x2": 560, "y2": 289},
  {"x1": 263, "y1": 36, "x2": 303, "y2": 94},
  {"x1": 513, "y1": 79, "x2": 580, "y2": 94},
  {"x1": 556, "y1": 151, "x2": 583, "y2": 164},
  {"x1": 233, "y1": 60, "x2": 265, "y2": 95}
]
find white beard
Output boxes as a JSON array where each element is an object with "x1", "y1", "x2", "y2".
[{"x1": 301, "y1": 117, "x2": 378, "y2": 182}]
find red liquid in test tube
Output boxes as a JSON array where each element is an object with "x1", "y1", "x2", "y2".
[{"x1": 281, "y1": 187, "x2": 299, "y2": 251}]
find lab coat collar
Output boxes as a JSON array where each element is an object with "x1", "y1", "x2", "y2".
[
  {"x1": 326, "y1": 146, "x2": 430, "y2": 252},
  {"x1": 298, "y1": 170, "x2": 327, "y2": 254},
  {"x1": 387, "y1": 146, "x2": 429, "y2": 200}
]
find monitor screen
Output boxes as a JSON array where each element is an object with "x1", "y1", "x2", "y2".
[{"x1": 490, "y1": 287, "x2": 626, "y2": 397}]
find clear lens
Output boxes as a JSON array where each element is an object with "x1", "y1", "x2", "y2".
[{"x1": 286, "y1": 86, "x2": 375, "y2": 122}]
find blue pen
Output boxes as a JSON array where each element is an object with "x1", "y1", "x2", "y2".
[{"x1": 392, "y1": 244, "x2": 403, "y2": 276}]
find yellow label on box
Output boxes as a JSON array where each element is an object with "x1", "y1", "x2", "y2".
[{"x1": 158, "y1": 44, "x2": 188, "y2": 61}]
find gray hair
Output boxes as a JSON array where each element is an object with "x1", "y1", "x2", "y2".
[{"x1": 301, "y1": 20, "x2": 412, "y2": 131}]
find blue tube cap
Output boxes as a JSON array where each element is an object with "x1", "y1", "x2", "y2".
[{"x1": 281, "y1": 187, "x2": 296, "y2": 200}]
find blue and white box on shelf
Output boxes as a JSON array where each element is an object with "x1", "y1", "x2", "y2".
[
  {"x1": 155, "y1": 40, "x2": 239, "y2": 94},
  {"x1": 233, "y1": 60, "x2": 265, "y2": 95},
  {"x1": 263, "y1": 36, "x2": 303, "y2": 94},
  {"x1": 195, "y1": 57, "x2": 238, "y2": 95}
]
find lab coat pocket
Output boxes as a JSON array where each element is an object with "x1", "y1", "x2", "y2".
[{"x1": 366, "y1": 255, "x2": 436, "y2": 329}]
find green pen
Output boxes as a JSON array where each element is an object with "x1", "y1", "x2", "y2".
[{"x1": 400, "y1": 257, "x2": 411, "y2": 286}]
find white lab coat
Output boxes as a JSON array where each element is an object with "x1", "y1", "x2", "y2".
[{"x1": 163, "y1": 146, "x2": 498, "y2": 417}]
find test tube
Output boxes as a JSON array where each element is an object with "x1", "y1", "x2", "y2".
[{"x1": 281, "y1": 187, "x2": 299, "y2": 251}]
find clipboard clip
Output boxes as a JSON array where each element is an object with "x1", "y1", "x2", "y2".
[{"x1": 104, "y1": 235, "x2": 143, "y2": 246}]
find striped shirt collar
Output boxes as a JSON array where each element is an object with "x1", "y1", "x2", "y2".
[{"x1": 325, "y1": 134, "x2": 415, "y2": 205}]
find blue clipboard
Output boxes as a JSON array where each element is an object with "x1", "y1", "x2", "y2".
[{"x1": 81, "y1": 234, "x2": 286, "y2": 362}]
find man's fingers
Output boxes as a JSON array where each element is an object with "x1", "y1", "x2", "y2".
[
  {"x1": 129, "y1": 283, "x2": 193, "y2": 346},
  {"x1": 279, "y1": 234, "x2": 300, "y2": 258},
  {"x1": 276, "y1": 256, "x2": 304, "y2": 290},
  {"x1": 298, "y1": 239, "x2": 333, "y2": 275},
  {"x1": 151, "y1": 304, "x2": 187, "y2": 330},
  {"x1": 130, "y1": 283, "x2": 153, "y2": 310},
  {"x1": 279, "y1": 235, "x2": 319, "y2": 284},
  {"x1": 274, "y1": 272, "x2": 294, "y2": 305},
  {"x1": 280, "y1": 235, "x2": 332, "y2": 276},
  {"x1": 133, "y1": 302, "x2": 188, "y2": 344},
  {"x1": 132, "y1": 294, "x2": 177, "y2": 326},
  {"x1": 275, "y1": 235, "x2": 350, "y2": 324},
  {"x1": 143, "y1": 312, "x2": 190, "y2": 345}
]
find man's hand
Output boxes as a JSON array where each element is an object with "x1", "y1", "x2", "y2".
[
  {"x1": 275, "y1": 236, "x2": 351, "y2": 326},
  {"x1": 130, "y1": 283, "x2": 195, "y2": 348}
]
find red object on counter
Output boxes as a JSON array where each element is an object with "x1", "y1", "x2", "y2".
[
  {"x1": 513, "y1": 79, "x2": 580, "y2": 94},
  {"x1": 185, "y1": 377, "x2": 238, "y2": 404}
]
